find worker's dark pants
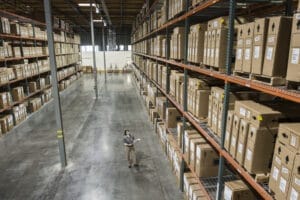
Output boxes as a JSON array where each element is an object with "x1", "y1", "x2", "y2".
[{"x1": 126, "y1": 146, "x2": 136, "y2": 166}]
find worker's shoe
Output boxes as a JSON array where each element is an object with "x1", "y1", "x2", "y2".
[{"x1": 128, "y1": 165, "x2": 132, "y2": 168}]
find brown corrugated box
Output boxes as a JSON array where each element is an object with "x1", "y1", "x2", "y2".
[
  {"x1": 187, "y1": 134, "x2": 203, "y2": 164},
  {"x1": 263, "y1": 16, "x2": 292, "y2": 77},
  {"x1": 29, "y1": 82, "x2": 37, "y2": 93},
  {"x1": 242, "y1": 22, "x2": 254, "y2": 73},
  {"x1": 234, "y1": 100, "x2": 281, "y2": 128},
  {"x1": 190, "y1": 138, "x2": 206, "y2": 171},
  {"x1": 194, "y1": 90, "x2": 210, "y2": 119},
  {"x1": 244, "y1": 124, "x2": 277, "y2": 174},
  {"x1": 195, "y1": 143, "x2": 219, "y2": 177},
  {"x1": 214, "y1": 28, "x2": 228, "y2": 68},
  {"x1": 229, "y1": 114, "x2": 240, "y2": 157},
  {"x1": 234, "y1": 24, "x2": 245, "y2": 71},
  {"x1": 184, "y1": 130, "x2": 199, "y2": 157},
  {"x1": 224, "y1": 110, "x2": 234, "y2": 151},
  {"x1": 223, "y1": 180, "x2": 256, "y2": 200},
  {"x1": 209, "y1": 30, "x2": 216, "y2": 66},
  {"x1": 252, "y1": 18, "x2": 269, "y2": 75},
  {"x1": 166, "y1": 107, "x2": 181, "y2": 128},
  {"x1": 278, "y1": 123, "x2": 300, "y2": 153},
  {"x1": 287, "y1": 14, "x2": 300, "y2": 82},
  {"x1": 236, "y1": 119, "x2": 249, "y2": 165}
]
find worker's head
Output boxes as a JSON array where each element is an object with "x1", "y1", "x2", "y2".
[{"x1": 124, "y1": 130, "x2": 130, "y2": 136}]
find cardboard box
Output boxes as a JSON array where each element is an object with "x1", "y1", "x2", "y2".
[
  {"x1": 210, "y1": 30, "x2": 216, "y2": 66},
  {"x1": 229, "y1": 114, "x2": 240, "y2": 157},
  {"x1": 242, "y1": 22, "x2": 254, "y2": 73},
  {"x1": 223, "y1": 180, "x2": 256, "y2": 200},
  {"x1": 190, "y1": 138, "x2": 206, "y2": 170},
  {"x1": 187, "y1": 134, "x2": 203, "y2": 164},
  {"x1": 0, "y1": 92, "x2": 8, "y2": 109},
  {"x1": 194, "y1": 90, "x2": 210, "y2": 119},
  {"x1": 29, "y1": 82, "x2": 37, "y2": 93},
  {"x1": 184, "y1": 173, "x2": 196, "y2": 195},
  {"x1": 207, "y1": 95, "x2": 213, "y2": 127},
  {"x1": 278, "y1": 123, "x2": 300, "y2": 153},
  {"x1": 186, "y1": 178, "x2": 199, "y2": 200},
  {"x1": 236, "y1": 119, "x2": 249, "y2": 165},
  {"x1": 203, "y1": 31, "x2": 209, "y2": 65},
  {"x1": 214, "y1": 28, "x2": 228, "y2": 68},
  {"x1": 252, "y1": 18, "x2": 269, "y2": 74},
  {"x1": 184, "y1": 130, "x2": 199, "y2": 156},
  {"x1": 234, "y1": 100, "x2": 281, "y2": 128},
  {"x1": 224, "y1": 110, "x2": 234, "y2": 151},
  {"x1": 288, "y1": 174, "x2": 300, "y2": 200},
  {"x1": 287, "y1": 14, "x2": 300, "y2": 82},
  {"x1": 235, "y1": 25, "x2": 245, "y2": 71},
  {"x1": 195, "y1": 143, "x2": 219, "y2": 177},
  {"x1": 166, "y1": 107, "x2": 181, "y2": 128},
  {"x1": 244, "y1": 124, "x2": 277, "y2": 174},
  {"x1": 263, "y1": 16, "x2": 292, "y2": 77},
  {"x1": 12, "y1": 87, "x2": 24, "y2": 102}
]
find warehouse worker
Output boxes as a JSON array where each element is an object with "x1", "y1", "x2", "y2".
[{"x1": 123, "y1": 130, "x2": 140, "y2": 168}]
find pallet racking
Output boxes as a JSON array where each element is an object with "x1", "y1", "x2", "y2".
[{"x1": 131, "y1": 0, "x2": 298, "y2": 199}]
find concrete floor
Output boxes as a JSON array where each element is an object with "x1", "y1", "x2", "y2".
[{"x1": 0, "y1": 74, "x2": 183, "y2": 200}]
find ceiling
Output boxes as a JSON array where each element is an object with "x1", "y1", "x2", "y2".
[{"x1": 0, "y1": 0, "x2": 145, "y2": 33}]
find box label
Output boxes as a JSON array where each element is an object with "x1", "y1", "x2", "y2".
[
  {"x1": 224, "y1": 185, "x2": 232, "y2": 200},
  {"x1": 238, "y1": 143, "x2": 243, "y2": 153},
  {"x1": 268, "y1": 36, "x2": 275, "y2": 43},
  {"x1": 291, "y1": 135, "x2": 297, "y2": 148},
  {"x1": 266, "y1": 47, "x2": 273, "y2": 60},
  {"x1": 254, "y1": 46, "x2": 260, "y2": 59},
  {"x1": 244, "y1": 48, "x2": 251, "y2": 60},
  {"x1": 236, "y1": 48, "x2": 242, "y2": 60},
  {"x1": 282, "y1": 167, "x2": 289, "y2": 174},
  {"x1": 246, "y1": 149, "x2": 252, "y2": 161},
  {"x1": 275, "y1": 156, "x2": 281, "y2": 165},
  {"x1": 295, "y1": 177, "x2": 300, "y2": 186},
  {"x1": 291, "y1": 188, "x2": 298, "y2": 200},
  {"x1": 231, "y1": 136, "x2": 236, "y2": 146},
  {"x1": 279, "y1": 177, "x2": 287, "y2": 193},
  {"x1": 291, "y1": 48, "x2": 300, "y2": 64},
  {"x1": 254, "y1": 35, "x2": 260, "y2": 42},
  {"x1": 240, "y1": 107, "x2": 246, "y2": 116},
  {"x1": 272, "y1": 166, "x2": 279, "y2": 180}
]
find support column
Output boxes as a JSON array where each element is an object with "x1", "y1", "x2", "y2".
[
  {"x1": 43, "y1": 0, "x2": 67, "y2": 167},
  {"x1": 180, "y1": 0, "x2": 190, "y2": 192},
  {"x1": 90, "y1": 0, "x2": 99, "y2": 99},
  {"x1": 216, "y1": 0, "x2": 236, "y2": 199},
  {"x1": 102, "y1": 25, "x2": 107, "y2": 82}
]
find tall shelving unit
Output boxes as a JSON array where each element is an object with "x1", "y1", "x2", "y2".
[
  {"x1": 131, "y1": 0, "x2": 300, "y2": 199},
  {"x1": 0, "y1": 9, "x2": 83, "y2": 133}
]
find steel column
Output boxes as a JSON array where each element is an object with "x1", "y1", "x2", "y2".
[
  {"x1": 43, "y1": 0, "x2": 67, "y2": 167},
  {"x1": 216, "y1": 0, "x2": 236, "y2": 199},
  {"x1": 102, "y1": 25, "x2": 107, "y2": 83},
  {"x1": 90, "y1": 0, "x2": 99, "y2": 99},
  {"x1": 285, "y1": 0, "x2": 293, "y2": 16}
]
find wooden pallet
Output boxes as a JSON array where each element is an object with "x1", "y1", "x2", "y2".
[
  {"x1": 251, "y1": 74, "x2": 286, "y2": 86},
  {"x1": 233, "y1": 71, "x2": 252, "y2": 80},
  {"x1": 202, "y1": 65, "x2": 226, "y2": 73},
  {"x1": 287, "y1": 80, "x2": 300, "y2": 90}
]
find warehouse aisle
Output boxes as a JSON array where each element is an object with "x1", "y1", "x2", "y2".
[{"x1": 0, "y1": 74, "x2": 183, "y2": 200}]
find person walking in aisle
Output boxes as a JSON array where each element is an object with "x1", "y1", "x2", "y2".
[{"x1": 123, "y1": 130, "x2": 140, "y2": 168}]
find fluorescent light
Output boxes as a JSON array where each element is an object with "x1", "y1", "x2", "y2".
[
  {"x1": 93, "y1": 19, "x2": 103, "y2": 22},
  {"x1": 78, "y1": 3, "x2": 96, "y2": 7}
]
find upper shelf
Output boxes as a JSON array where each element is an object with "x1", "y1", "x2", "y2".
[{"x1": 133, "y1": 52, "x2": 300, "y2": 104}]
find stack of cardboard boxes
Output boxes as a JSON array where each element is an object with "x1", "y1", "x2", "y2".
[
  {"x1": 12, "y1": 104, "x2": 27, "y2": 125},
  {"x1": 153, "y1": 35, "x2": 165, "y2": 57},
  {"x1": 207, "y1": 87, "x2": 236, "y2": 138},
  {"x1": 187, "y1": 24, "x2": 206, "y2": 64},
  {"x1": 225, "y1": 100, "x2": 281, "y2": 177},
  {"x1": 0, "y1": 68, "x2": 15, "y2": 83},
  {"x1": 12, "y1": 87, "x2": 25, "y2": 102},
  {"x1": 269, "y1": 123, "x2": 300, "y2": 199},
  {"x1": 28, "y1": 98, "x2": 42, "y2": 113},
  {"x1": 0, "y1": 114, "x2": 14, "y2": 134},
  {"x1": 170, "y1": 27, "x2": 185, "y2": 60},
  {"x1": 0, "y1": 92, "x2": 12, "y2": 109},
  {"x1": 223, "y1": 180, "x2": 256, "y2": 200},
  {"x1": 42, "y1": 88, "x2": 52, "y2": 103},
  {"x1": 0, "y1": 17, "x2": 11, "y2": 34},
  {"x1": 0, "y1": 42, "x2": 13, "y2": 58},
  {"x1": 183, "y1": 172, "x2": 209, "y2": 200},
  {"x1": 203, "y1": 17, "x2": 228, "y2": 69},
  {"x1": 168, "y1": 0, "x2": 185, "y2": 19},
  {"x1": 187, "y1": 78, "x2": 210, "y2": 119}
]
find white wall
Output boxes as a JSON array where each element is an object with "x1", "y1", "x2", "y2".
[{"x1": 81, "y1": 51, "x2": 132, "y2": 70}]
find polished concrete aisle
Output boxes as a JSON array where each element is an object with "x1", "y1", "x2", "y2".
[{"x1": 0, "y1": 74, "x2": 183, "y2": 200}]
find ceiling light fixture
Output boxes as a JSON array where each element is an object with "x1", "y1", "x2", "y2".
[{"x1": 78, "y1": 3, "x2": 96, "y2": 7}]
